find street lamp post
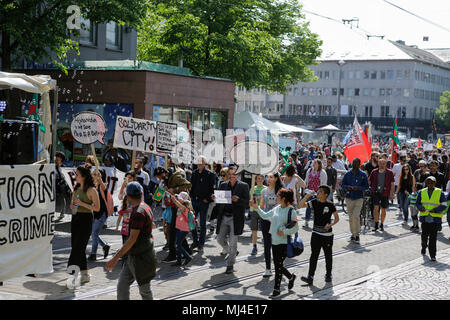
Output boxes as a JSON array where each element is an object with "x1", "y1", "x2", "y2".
[{"x1": 336, "y1": 60, "x2": 345, "y2": 128}]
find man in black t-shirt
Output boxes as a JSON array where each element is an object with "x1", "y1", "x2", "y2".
[
  {"x1": 364, "y1": 152, "x2": 379, "y2": 177},
  {"x1": 297, "y1": 185, "x2": 340, "y2": 285}
]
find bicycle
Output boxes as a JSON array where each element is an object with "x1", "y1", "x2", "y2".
[
  {"x1": 360, "y1": 190, "x2": 372, "y2": 231},
  {"x1": 335, "y1": 176, "x2": 347, "y2": 214}
]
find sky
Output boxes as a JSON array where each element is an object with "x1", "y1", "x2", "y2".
[{"x1": 299, "y1": 0, "x2": 450, "y2": 49}]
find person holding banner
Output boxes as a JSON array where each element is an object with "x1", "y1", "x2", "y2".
[
  {"x1": 68, "y1": 165, "x2": 100, "y2": 284},
  {"x1": 55, "y1": 151, "x2": 72, "y2": 222}
]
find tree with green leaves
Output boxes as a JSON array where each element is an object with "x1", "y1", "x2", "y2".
[
  {"x1": 435, "y1": 91, "x2": 450, "y2": 129},
  {"x1": 137, "y1": 0, "x2": 322, "y2": 92},
  {"x1": 0, "y1": 0, "x2": 146, "y2": 72}
]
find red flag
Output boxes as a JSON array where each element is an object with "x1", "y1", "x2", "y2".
[
  {"x1": 418, "y1": 136, "x2": 421, "y2": 148},
  {"x1": 344, "y1": 117, "x2": 370, "y2": 164}
]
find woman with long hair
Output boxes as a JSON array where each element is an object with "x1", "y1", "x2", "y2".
[
  {"x1": 304, "y1": 158, "x2": 328, "y2": 227},
  {"x1": 251, "y1": 188, "x2": 299, "y2": 298},
  {"x1": 281, "y1": 164, "x2": 306, "y2": 207},
  {"x1": 259, "y1": 172, "x2": 284, "y2": 278},
  {"x1": 396, "y1": 164, "x2": 416, "y2": 224},
  {"x1": 68, "y1": 165, "x2": 100, "y2": 285}
]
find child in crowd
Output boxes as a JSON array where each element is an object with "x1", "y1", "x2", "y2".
[
  {"x1": 409, "y1": 183, "x2": 421, "y2": 232},
  {"x1": 115, "y1": 195, "x2": 131, "y2": 244},
  {"x1": 161, "y1": 194, "x2": 173, "y2": 251},
  {"x1": 170, "y1": 191, "x2": 194, "y2": 267}
]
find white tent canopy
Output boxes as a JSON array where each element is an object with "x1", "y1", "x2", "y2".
[
  {"x1": 234, "y1": 111, "x2": 288, "y2": 133},
  {"x1": 274, "y1": 121, "x2": 312, "y2": 133},
  {"x1": 315, "y1": 124, "x2": 341, "y2": 131},
  {"x1": 0, "y1": 72, "x2": 57, "y2": 162}
]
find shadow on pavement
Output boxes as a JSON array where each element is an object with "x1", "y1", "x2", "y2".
[{"x1": 22, "y1": 280, "x2": 75, "y2": 300}]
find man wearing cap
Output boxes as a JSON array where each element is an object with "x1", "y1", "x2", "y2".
[
  {"x1": 106, "y1": 182, "x2": 157, "y2": 299},
  {"x1": 415, "y1": 176, "x2": 447, "y2": 261}
]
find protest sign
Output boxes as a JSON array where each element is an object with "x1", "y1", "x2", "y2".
[
  {"x1": 113, "y1": 116, "x2": 157, "y2": 154},
  {"x1": 61, "y1": 166, "x2": 125, "y2": 209},
  {"x1": 71, "y1": 111, "x2": 106, "y2": 145},
  {"x1": 214, "y1": 190, "x2": 232, "y2": 204},
  {"x1": 0, "y1": 164, "x2": 55, "y2": 282},
  {"x1": 157, "y1": 121, "x2": 178, "y2": 154}
]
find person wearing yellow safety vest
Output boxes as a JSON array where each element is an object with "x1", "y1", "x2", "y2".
[{"x1": 415, "y1": 176, "x2": 447, "y2": 262}]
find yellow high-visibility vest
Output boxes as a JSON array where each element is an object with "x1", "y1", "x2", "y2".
[{"x1": 419, "y1": 188, "x2": 445, "y2": 219}]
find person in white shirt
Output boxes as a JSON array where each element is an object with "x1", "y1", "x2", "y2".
[
  {"x1": 135, "y1": 158, "x2": 150, "y2": 187},
  {"x1": 392, "y1": 156, "x2": 407, "y2": 213}
]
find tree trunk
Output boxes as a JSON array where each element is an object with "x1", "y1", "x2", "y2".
[{"x1": 1, "y1": 30, "x2": 12, "y2": 71}]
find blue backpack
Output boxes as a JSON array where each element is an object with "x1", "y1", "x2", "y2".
[{"x1": 286, "y1": 208, "x2": 304, "y2": 258}]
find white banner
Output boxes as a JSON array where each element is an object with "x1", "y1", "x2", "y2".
[
  {"x1": 113, "y1": 116, "x2": 157, "y2": 154},
  {"x1": 61, "y1": 166, "x2": 126, "y2": 209},
  {"x1": 0, "y1": 164, "x2": 55, "y2": 282}
]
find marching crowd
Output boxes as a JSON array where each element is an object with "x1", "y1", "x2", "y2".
[{"x1": 54, "y1": 140, "x2": 450, "y2": 299}]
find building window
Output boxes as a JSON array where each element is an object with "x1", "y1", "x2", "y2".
[
  {"x1": 340, "y1": 71, "x2": 345, "y2": 80},
  {"x1": 404, "y1": 70, "x2": 410, "y2": 79},
  {"x1": 348, "y1": 71, "x2": 354, "y2": 80},
  {"x1": 340, "y1": 88, "x2": 344, "y2": 96},
  {"x1": 302, "y1": 87, "x2": 308, "y2": 96},
  {"x1": 354, "y1": 88, "x2": 360, "y2": 96},
  {"x1": 380, "y1": 70, "x2": 386, "y2": 79},
  {"x1": 396, "y1": 70, "x2": 403, "y2": 79},
  {"x1": 414, "y1": 106, "x2": 417, "y2": 118},
  {"x1": 403, "y1": 89, "x2": 410, "y2": 97},
  {"x1": 317, "y1": 88, "x2": 323, "y2": 96},
  {"x1": 324, "y1": 88, "x2": 330, "y2": 96},
  {"x1": 363, "y1": 71, "x2": 370, "y2": 79},
  {"x1": 386, "y1": 88, "x2": 392, "y2": 96},
  {"x1": 387, "y1": 70, "x2": 394, "y2": 79},
  {"x1": 381, "y1": 105, "x2": 390, "y2": 117},
  {"x1": 79, "y1": 18, "x2": 97, "y2": 46},
  {"x1": 294, "y1": 87, "x2": 299, "y2": 96},
  {"x1": 419, "y1": 107, "x2": 423, "y2": 118},
  {"x1": 324, "y1": 71, "x2": 330, "y2": 80},
  {"x1": 363, "y1": 88, "x2": 369, "y2": 96},
  {"x1": 309, "y1": 88, "x2": 315, "y2": 96},
  {"x1": 332, "y1": 88, "x2": 337, "y2": 96},
  {"x1": 371, "y1": 71, "x2": 377, "y2": 79},
  {"x1": 365, "y1": 105, "x2": 373, "y2": 117},
  {"x1": 332, "y1": 71, "x2": 338, "y2": 80},
  {"x1": 380, "y1": 88, "x2": 385, "y2": 96},
  {"x1": 370, "y1": 89, "x2": 376, "y2": 97},
  {"x1": 347, "y1": 88, "x2": 354, "y2": 97},
  {"x1": 355, "y1": 71, "x2": 361, "y2": 79},
  {"x1": 394, "y1": 88, "x2": 402, "y2": 96},
  {"x1": 106, "y1": 21, "x2": 123, "y2": 50}
]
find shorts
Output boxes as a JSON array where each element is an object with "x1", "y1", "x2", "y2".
[
  {"x1": 250, "y1": 211, "x2": 260, "y2": 231},
  {"x1": 373, "y1": 193, "x2": 389, "y2": 208}
]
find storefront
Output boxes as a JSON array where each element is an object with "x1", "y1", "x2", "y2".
[{"x1": 16, "y1": 60, "x2": 235, "y2": 166}]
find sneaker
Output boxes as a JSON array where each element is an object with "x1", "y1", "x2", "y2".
[
  {"x1": 220, "y1": 248, "x2": 229, "y2": 256},
  {"x1": 372, "y1": 222, "x2": 379, "y2": 232},
  {"x1": 354, "y1": 236, "x2": 360, "y2": 244},
  {"x1": 304, "y1": 221, "x2": 309, "y2": 227},
  {"x1": 87, "y1": 254, "x2": 96, "y2": 261},
  {"x1": 171, "y1": 261, "x2": 182, "y2": 267},
  {"x1": 288, "y1": 274, "x2": 296, "y2": 290},
  {"x1": 349, "y1": 236, "x2": 355, "y2": 242},
  {"x1": 80, "y1": 273, "x2": 90, "y2": 284},
  {"x1": 430, "y1": 257, "x2": 436, "y2": 262},
  {"x1": 263, "y1": 269, "x2": 272, "y2": 278},
  {"x1": 251, "y1": 247, "x2": 258, "y2": 256},
  {"x1": 325, "y1": 274, "x2": 333, "y2": 282},
  {"x1": 300, "y1": 275, "x2": 313, "y2": 285},
  {"x1": 380, "y1": 224, "x2": 384, "y2": 232},
  {"x1": 183, "y1": 257, "x2": 192, "y2": 266},
  {"x1": 162, "y1": 256, "x2": 176, "y2": 263},
  {"x1": 421, "y1": 248, "x2": 426, "y2": 255},
  {"x1": 103, "y1": 245, "x2": 110, "y2": 259},
  {"x1": 209, "y1": 226, "x2": 215, "y2": 233},
  {"x1": 225, "y1": 266, "x2": 234, "y2": 274},
  {"x1": 269, "y1": 289, "x2": 281, "y2": 299}
]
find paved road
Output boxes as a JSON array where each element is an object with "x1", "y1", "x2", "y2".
[{"x1": 1, "y1": 202, "x2": 449, "y2": 300}]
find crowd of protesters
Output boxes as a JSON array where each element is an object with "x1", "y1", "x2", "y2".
[{"x1": 54, "y1": 138, "x2": 450, "y2": 299}]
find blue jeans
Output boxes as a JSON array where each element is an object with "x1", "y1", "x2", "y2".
[
  {"x1": 176, "y1": 229, "x2": 192, "y2": 263},
  {"x1": 192, "y1": 200, "x2": 209, "y2": 246},
  {"x1": 91, "y1": 213, "x2": 108, "y2": 255},
  {"x1": 398, "y1": 193, "x2": 410, "y2": 221}
]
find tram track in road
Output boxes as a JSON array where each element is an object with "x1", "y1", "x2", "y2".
[{"x1": 71, "y1": 221, "x2": 448, "y2": 300}]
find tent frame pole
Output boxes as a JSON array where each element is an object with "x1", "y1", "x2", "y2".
[{"x1": 51, "y1": 86, "x2": 58, "y2": 163}]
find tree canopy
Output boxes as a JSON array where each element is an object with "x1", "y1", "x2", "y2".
[
  {"x1": 0, "y1": 0, "x2": 145, "y2": 71},
  {"x1": 137, "y1": 0, "x2": 322, "y2": 92},
  {"x1": 435, "y1": 91, "x2": 450, "y2": 129}
]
